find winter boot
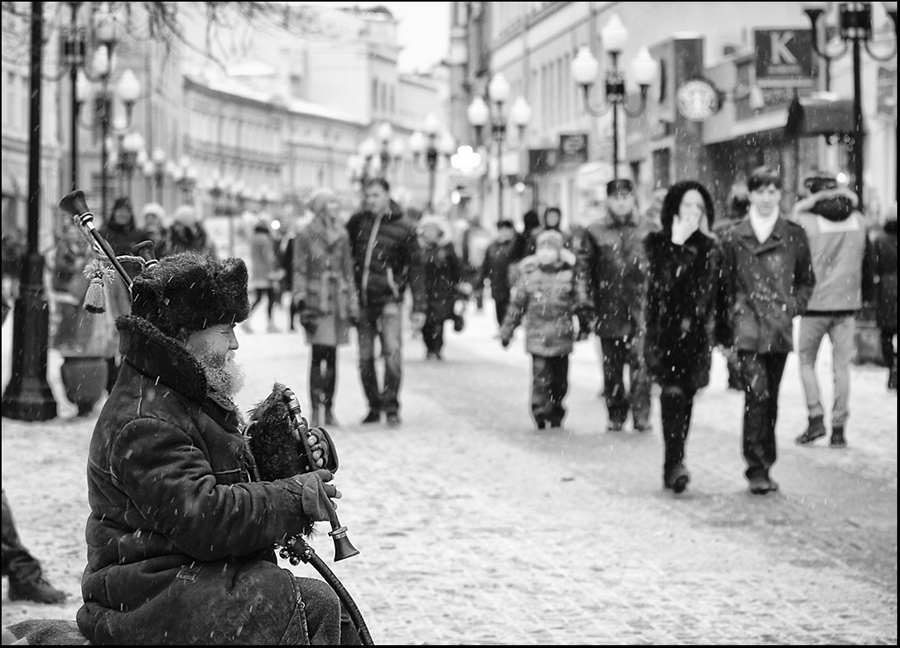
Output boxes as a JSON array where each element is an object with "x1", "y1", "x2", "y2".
[
  {"x1": 795, "y1": 415, "x2": 826, "y2": 445},
  {"x1": 8, "y1": 576, "x2": 67, "y2": 604},
  {"x1": 830, "y1": 426, "x2": 847, "y2": 448},
  {"x1": 663, "y1": 463, "x2": 691, "y2": 494}
]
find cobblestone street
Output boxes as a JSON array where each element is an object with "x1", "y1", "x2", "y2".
[{"x1": 2, "y1": 304, "x2": 896, "y2": 644}]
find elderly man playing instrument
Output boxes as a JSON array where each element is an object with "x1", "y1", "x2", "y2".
[{"x1": 76, "y1": 252, "x2": 354, "y2": 645}]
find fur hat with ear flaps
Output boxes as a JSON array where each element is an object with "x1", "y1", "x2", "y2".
[{"x1": 130, "y1": 252, "x2": 250, "y2": 337}]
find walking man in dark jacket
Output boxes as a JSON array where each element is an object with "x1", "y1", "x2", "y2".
[
  {"x1": 475, "y1": 219, "x2": 518, "y2": 327},
  {"x1": 347, "y1": 178, "x2": 427, "y2": 426},
  {"x1": 716, "y1": 166, "x2": 816, "y2": 495},
  {"x1": 575, "y1": 179, "x2": 657, "y2": 433}
]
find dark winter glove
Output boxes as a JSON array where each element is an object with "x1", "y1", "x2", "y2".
[
  {"x1": 291, "y1": 469, "x2": 341, "y2": 522},
  {"x1": 299, "y1": 307, "x2": 318, "y2": 334}
]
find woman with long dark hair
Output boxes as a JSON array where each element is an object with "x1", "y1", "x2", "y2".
[{"x1": 644, "y1": 180, "x2": 720, "y2": 494}]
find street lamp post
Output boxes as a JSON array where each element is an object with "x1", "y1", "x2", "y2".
[
  {"x1": 570, "y1": 14, "x2": 658, "y2": 180},
  {"x1": 113, "y1": 131, "x2": 144, "y2": 202},
  {"x1": 802, "y1": 2, "x2": 898, "y2": 209},
  {"x1": 466, "y1": 73, "x2": 532, "y2": 222},
  {"x1": 409, "y1": 112, "x2": 456, "y2": 211},
  {"x1": 2, "y1": 1, "x2": 57, "y2": 420},
  {"x1": 171, "y1": 155, "x2": 198, "y2": 204}
]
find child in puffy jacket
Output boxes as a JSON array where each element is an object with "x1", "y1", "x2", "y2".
[{"x1": 500, "y1": 230, "x2": 584, "y2": 429}]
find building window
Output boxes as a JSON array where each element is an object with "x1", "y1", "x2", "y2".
[{"x1": 371, "y1": 79, "x2": 378, "y2": 111}]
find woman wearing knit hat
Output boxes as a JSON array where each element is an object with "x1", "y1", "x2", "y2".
[{"x1": 293, "y1": 187, "x2": 360, "y2": 426}]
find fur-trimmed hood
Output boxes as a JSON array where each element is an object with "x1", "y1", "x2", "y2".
[
  {"x1": 116, "y1": 314, "x2": 208, "y2": 402},
  {"x1": 416, "y1": 214, "x2": 454, "y2": 246},
  {"x1": 793, "y1": 187, "x2": 859, "y2": 223}
]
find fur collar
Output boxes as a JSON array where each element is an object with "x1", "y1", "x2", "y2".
[{"x1": 116, "y1": 314, "x2": 208, "y2": 402}]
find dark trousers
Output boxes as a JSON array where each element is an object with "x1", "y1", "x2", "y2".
[
  {"x1": 659, "y1": 386, "x2": 695, "y2": 473},
  {"x1": 422, "y1": 317, "x2": 445, "y2": 354},
  {"x1": 309, "y1": 344, "x2": 337, "y2": 408},
  {"x1": 600, "y1": 336, "x2": 651, "y2": 426},
  {"x1": 357, "y1": 302, "x2": 403, "y2": 415},
  {"x1": 531, "y1": 354, "x2": 569, "y2": 424},
  {"x1": 494, "y1": 294, "x2": 510, "y2": 327},
  {"x1": 293, "y1": 576, "x2": 346, "y2": 644},
  {"x1": 738, "y1": 351, "x2": 788, "y2": 481},
  {"x1": 1, "y1": 490, "x2": 42, "y2": 585},
  {"x1": 249, "y1": 287, "x2": 276, "y2": 320},
  {"x1": 881, "y1": 328, "x2": 897, "y2": 372}
]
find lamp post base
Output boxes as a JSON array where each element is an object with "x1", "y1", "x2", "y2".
[{"x1": 1, "y1": 253, "x2": 58, "y2": 421}]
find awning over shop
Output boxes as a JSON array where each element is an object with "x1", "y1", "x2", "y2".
[{"x1": 784, "y1": 95, "x2": 855, "y2": 137}]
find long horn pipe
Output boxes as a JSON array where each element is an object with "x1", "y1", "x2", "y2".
[
  {"x1": 282, "y1": 386, "x2": 360, "y2": 562},
  {"x1": 58, "y1": 190, "x2": 133, "y2": 293}
]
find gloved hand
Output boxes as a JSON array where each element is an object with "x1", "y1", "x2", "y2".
[
  {"x1": 576, "y1": 313, "x2": 592, "y2": 341},
  {"x1": 299, "y1": 307, "x2": 318, "y2": 334},
  {"x1": 304, "y1": 426, "x2": 338, "y2": 472},
  {"x1": 411, "y1": 312, "x2": 426, "y2": 331},
  {"x1": 291, "y1": 469, "x2": 341, "y2": 522}
]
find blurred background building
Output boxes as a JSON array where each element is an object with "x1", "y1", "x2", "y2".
[{"x1": 449, "y1": 1, "x2": 897, "y2": 230}]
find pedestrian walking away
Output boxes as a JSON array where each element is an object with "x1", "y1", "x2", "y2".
[
  {"x1": 716, "y1": 166, "x2": 816, "y2": 495},
  {"x1": 76, "y1": 252, "x2": 352, "y2": 644},
  {"x1": 644, "y1": 180, "x2": 721, "y2": 494},
  {"x1": 245, "y1": 218, "x2": 282, "y2": 333},
  {"x1": 293, "y1": 187, "x2": 360, "y2": 427},
  {"x1": 500, "y1": 230, "x2": 582, "y2": 429},
  {"x1": 346, "y1": 178, "x2": 427, "y2": 426},
  {"x1": 792, "y1": 170, "x2": 876, "y2": 449},
  {"x1": 416, "y1": 214, "x2": 465, "y2": 361},
  {"x1": 2, "y1": 489, "x2": 67, "y2": 604},
  {"x1": 575, "y1": 178, "x2": 657, "y2": 433}
]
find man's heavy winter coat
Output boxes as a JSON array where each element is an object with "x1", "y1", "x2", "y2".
[
  {"x1": 419, "y1": 224, "x2": 464, "y2": 323},
  {"x1": 716, "y1": 217, "x2": 816, "y2": 353},
  {"x1": 500, "y1": 254, "x2": 577, "y2": 357},
  {"x1": 574, "y1": 211, "x2": 657, "y2": 338},
  {"x1": 346, "y1": 203, "x2": 426, "y2": 311},
  {"x1": 644, "y1": 230, "x2": 721, "y2": 394},
  {"x1": 77, "y1": 315, "x2": 316, "y2": 645}
]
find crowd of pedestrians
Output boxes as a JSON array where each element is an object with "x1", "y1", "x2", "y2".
[{"x1": 13, "y1": 167, "x2": 896, "y2": 501}]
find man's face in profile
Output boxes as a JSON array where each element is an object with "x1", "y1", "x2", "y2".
[{"x1": 184, "y1": 323, "x2": 244, "y2": 398}]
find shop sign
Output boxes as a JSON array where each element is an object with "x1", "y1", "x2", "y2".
[
  {"x1": 754, "y1": 29, "x2": 815, "y2": 87},
  {"x1": 557, "y1": 133, "x2": 589, "y2": 167}
]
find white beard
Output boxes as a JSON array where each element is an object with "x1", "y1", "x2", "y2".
[{"x1": 196, "y1": 347, "x2": 246, "y2": 399}]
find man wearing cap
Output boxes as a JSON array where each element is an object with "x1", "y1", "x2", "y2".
[
  {"x1": 76, "y1": 252, "x2": 349, "y2": 645},
  {"x1": 792, "y1": 170, "x2": 875, "y2": 449},
  {"x1": 574, "y1": 178, "x2": 657, "y2": 433}
]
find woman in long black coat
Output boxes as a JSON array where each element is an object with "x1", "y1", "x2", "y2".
[{"x1": 644, "y1": 180, "x2": 720, "y2": 494}]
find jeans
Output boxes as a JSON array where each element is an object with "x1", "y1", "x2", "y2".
[
  {"x1": 531, "y1": 354, "x2": 569, "y2": 424},
  {"x1": 494, "y1": 294, "x2": 510, "y2": 327},
  {"x1": 310, "y1": 345, "x2": 337, "y2": 407},
  {"x1": 799, "y1": 315, "x2": 855, "y2": 428},
  {"x1": 1, "y1": 490, "x2": 42, "y2": 585},
  {"x1": 739, "y1": 352, "x2": 788, "y2": 481},
  {"x1": 357, "y1": 301, "x2": 403, "y2": 415},
  {"x1": 293, "y1": 576, "x2": 344, "y2": 645},
  {"x1": 600, "y1": 336, "x2": 651, "y2": 426}
]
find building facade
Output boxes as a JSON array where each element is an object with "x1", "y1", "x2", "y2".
[{"x1": 452, "y1": 1, "x2": 897, "y2": 230}]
